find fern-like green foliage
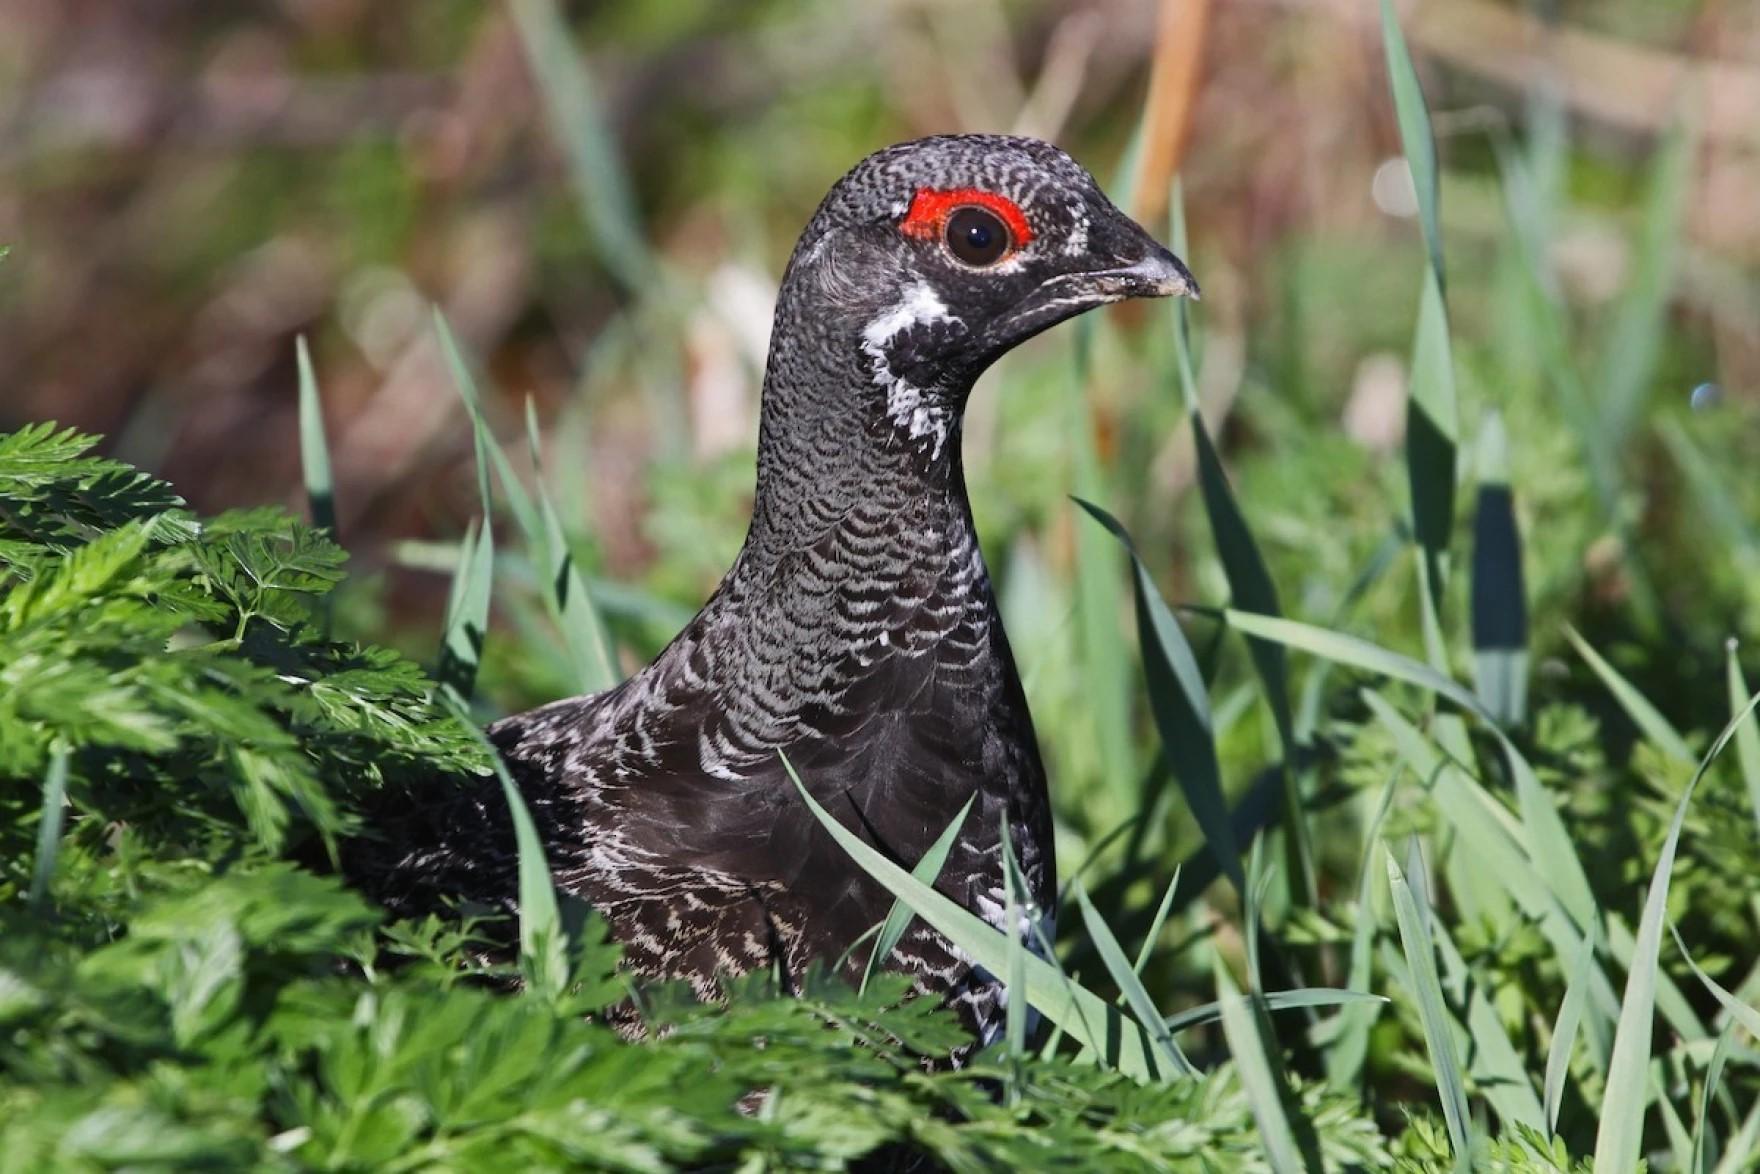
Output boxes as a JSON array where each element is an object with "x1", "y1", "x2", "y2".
[
  {"x1": 0, "y1": 428, "x2": 484, "y2": 867},
  {"x1": 0, "y1": 424, "x2": 1415, "y2": 1171}
]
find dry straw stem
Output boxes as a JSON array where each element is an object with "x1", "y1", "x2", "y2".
[{"x1": 1129, "y1": 0, "x2": 1214, "y2": 228}]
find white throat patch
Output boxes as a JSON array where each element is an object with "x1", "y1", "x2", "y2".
[{"x1": 860, "y1": 283, "x2": 959, "y2": 459}]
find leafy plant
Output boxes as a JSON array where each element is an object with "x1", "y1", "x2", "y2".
[{"x1": 3, "y1": 424, "x2": 1407, "y2": 1171}]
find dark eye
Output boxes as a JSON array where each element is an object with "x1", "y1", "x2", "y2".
[{"x1": 944, "y1": 205, "x2": 1011, "y2": 266}]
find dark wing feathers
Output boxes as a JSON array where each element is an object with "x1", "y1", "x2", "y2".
[{"x1": 355, "y1": 490, "x2": 1052, "y2": 1046}]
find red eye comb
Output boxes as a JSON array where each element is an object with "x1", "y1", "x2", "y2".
[{"x1": 900, "y1": 188, "x2": 1033, "y2": 246}]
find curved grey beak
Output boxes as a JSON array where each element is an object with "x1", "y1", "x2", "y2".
[
  {"x1": 986, "y1": 239, "x2": 1200, "y2": 354},
  {"x1": 1099, "y1": 244, "x2": 1201, "y2": 301}
]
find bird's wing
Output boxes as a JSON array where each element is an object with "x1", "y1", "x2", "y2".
[{"x1": 481, "y1": 537, "x2": 1026, "y2": 977}]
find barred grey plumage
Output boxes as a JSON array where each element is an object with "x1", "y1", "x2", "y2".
[{"x1": 367, "y1": 134, "x2": 1197, "y2": 1050}]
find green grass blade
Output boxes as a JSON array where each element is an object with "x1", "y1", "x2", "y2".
[
  {"x1": 830, "y1": 922, "x2": 883, "y2": 976},
  {"x1": 1073, "y1": 881, "x2": 1194, "y2": 1077},
  {"x1": 437, "y1": 313, "x2": 618, "y2": 696},
  {"x1": 1499, "y1": 737, "x2": 1598, "y2": 927},
  {"x1": 507, "y1": 0, "x2": 651, "y2": 293},
  {"x1": 1470, "y1": 411, "x2": 1527, "y2": 726},
  {"x1": 1379, "y1": 0, "x2": 1444, "y2": 289},
  {"x1": 1366, "y1": 691, "x2": 1618, "y2": 1047},
  {"x1": 1169, "y1": 187, "x2": 1296, "y2": 763},
  {"x1": 1033, "y1": 945, "x2": 1106, "y2": 1068},
  {"x1": 1293, "y1": 528, "x2": 1404, "y2": 743},
  {"x1": 1215, "y1": 961, "x2": 1310, "y2": 1174},
  {"x1": 1366, "y1": 693, "x2": 1523, "y2": 862},
  {"x1": 1415, "y1": 553, "x2": 1450, "y2": 674},
  {"x1": 1657, "y1": 1067, "x2": 1698, "y2": 1172},
  {"x1": 1243, "y1": 835, "x2": 1269, "y2": 991},
  {"x1": 1693, "y1": 1023, "x2": 1736, "y2": 1174},
  {"x1": 1488, "y1": 134, "x2": 1621, "y2": 514},
  {"x1": 436, "y1": 528, "x2": 471, "y2": 638},
  {"x1": 296, "y1": 335, "x2": 339, "y2": 639},
  {"x1": 1432, "y1": 917, "x2": 1546, "y2": 1133},
  {"x1": 1415, "y1": 711, "x2": 1513, "y2": 943},
  {"x1": 1174, "y1": 174, "x2": 1309, "y2": 901},
  {"x1": 1170, "y1": 988, "x2": 1385, "y2": 1034},
  {"x1": 1406, "y1": 266, "x2": 1459, "y2": 582},
  {"x1": 1544, "y1": 926, "x2": 1598, "y2": 1137},
  {"x1": 1565, "y1": 624, "x2": 1694, "y2": 764},
  {"x1": 442, "y1": 688, "x2": 566, "y2": 998},
  {"x1": 437, "y1": 518, "x2": 493, "y2": 701},
  {"x1": 1726, "y1": 645, "x2": 1760, "y2": 834},
  {"x1": 1069, "y1": 350, "x2": 1139, "y2": 808},
  {"x1": 1595, "y1": 687, "x2": 1760, "y2": 1173},
  {"x1": 1669, "y1": 923, "x2": 1760, "y2": 1042},
  {"x1": 861, "y1": 797, "x2": 973, "y2": 996},
  {"x1": 1191, "y1": 414, "x2": 1311, "y2": 900},
  {"x1": 523, "y1": 398, "x2": 618, "y2": 694},
  {"x1": 1079, "y1": 499, "x2": 1243, "y2": 895},
  {"x1": 435, "y1": 312, "x2": 538, "y2": 539},
  {"x1": 27, "y1": 746, "x2": 70, "y2": 912},
  {"x1": 1326, "y1": 768, "x2": 1399, "y2": 1090},
  {"x1": 1038, "y1": 1019, "x2": 1066, "y2": 1061},
  {"x1": 1380, "y1": 0, "x2": 1457, "y2": 581},
  {"x1": 436, "y1": 355, "x2": 498, "y2": 701},
  {"x1": 1605, "y1": 912, "x2": 1706, "y2": 1049},
  {"x1": 782, "y1": 753, "x2": 1169, "y2": 1082},
  {"x1": 1002, "y1": 822, "x2": 1030, "y2": 1066},
  {"x1": 1386, "y1": 849, "x2": 1474, "y2": 1162},
  {"x1": 1226, "y1": 610, "x2": 1487, "y2": 720},
  {"x1": 1132, "y1": 864, "x2": 1181, "y2": 977},
  {"x1": 1717, "y1": 1101, "x2": 1760, "y2": 1174},
  {"x1": 295, "y1": 335, "x2": 336, "y2": 539}
]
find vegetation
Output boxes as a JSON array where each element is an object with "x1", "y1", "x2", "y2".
[
  {"x1": 0, "y1": 422, "x2": 1398, "y2": 1171},
  {"x1": 4, "y1": 1, "x2": 1758, "y2": 1171}
]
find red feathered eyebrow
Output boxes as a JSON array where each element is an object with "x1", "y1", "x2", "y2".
[{"x1": 899, "y1": 187, "x2": 1034, "y2": 246}]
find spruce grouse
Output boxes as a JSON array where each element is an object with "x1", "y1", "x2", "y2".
[{"x1": 374, "y1": 134, "x2": 1198, "y2": 1046}]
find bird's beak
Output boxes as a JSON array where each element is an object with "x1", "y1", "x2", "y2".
[
  {"x1": 987, "y1": 229, "x2": 1199, "y2": 353},
  {"x1": 1077, "y1": 244, "x2": 1201, "y2": 302}
]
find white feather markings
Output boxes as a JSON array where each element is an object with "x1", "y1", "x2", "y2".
[
  {"x1": 860, "y1": 282, "x2": 959, "y2": 459},
  {"x1": 973, "y1": 885, "x2": 1056, "y2": 952},
  {"x1": 862, "y1": 280, "x2": 949, "y2": 356},
  {"x1": 1063, "y1": 208, "x2": 1090, "y2": 257},
  {"x1": 969, "y1": 885, "x2": 1056, "y2": 1041}
]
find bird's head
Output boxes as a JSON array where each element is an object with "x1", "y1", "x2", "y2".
[{"x1": 772, "y1": 134, "x2": 1198, "y2": 461}]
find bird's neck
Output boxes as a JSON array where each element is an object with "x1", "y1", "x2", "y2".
[
  {"x1": 744, "y1": 426, "x2": 971, "y2": 560},
  {"x1": 740, "y1": 318, "x2": 978, "y2": 568}
]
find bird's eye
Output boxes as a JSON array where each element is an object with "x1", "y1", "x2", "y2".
[{"x1": 945, "y1": 205, "x2": 1010, "y2": 267}]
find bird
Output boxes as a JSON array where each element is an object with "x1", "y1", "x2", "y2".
[{"x1": 369, "y1": 134, "x2": 1198, "y2": 1049}]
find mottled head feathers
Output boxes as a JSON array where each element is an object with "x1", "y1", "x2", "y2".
[{"x1": 767, "y1": 135, "x2": 1197, "y2": 466}]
